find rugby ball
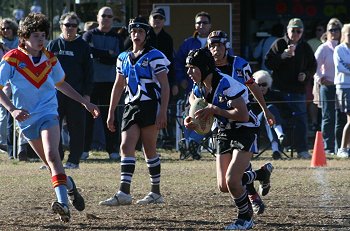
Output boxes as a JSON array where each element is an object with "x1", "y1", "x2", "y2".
[{"x1": 189, "y1": 98, "x2": 214, "y2": 135}]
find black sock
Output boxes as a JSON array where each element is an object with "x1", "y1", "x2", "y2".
[{"x1": 234, "y1": 190, "x2": 252, "y2": 221}]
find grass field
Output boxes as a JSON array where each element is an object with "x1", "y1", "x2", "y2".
[{"x1": 0, "y1": 149, "x2": 350, "y2": 230}]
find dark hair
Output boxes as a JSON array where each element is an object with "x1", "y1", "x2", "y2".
[
  {"x1": 195, "y1": 11, "x2": 211, "y2": 23},
  {"x1": 128, "y1": 17, "x2": 151, "y2": 49},
  {"x1": 18, "y1": 13, "x2": 50, "y2": 46},
  {"x1": 313, "y1": 20, "x2": 327, "y2": 34},
  {"x1": 59, "y1": 12, "x2": 81, "y2": 26},
  {"x1": 0, "y1": 18, "x2": 19, "y2": 36}
]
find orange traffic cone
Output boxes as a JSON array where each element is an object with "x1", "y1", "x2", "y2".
[{"x1": 311, "y1": 131, "x2": 327, "y2": 167}]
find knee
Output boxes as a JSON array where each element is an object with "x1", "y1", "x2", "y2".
[
  {"x1": 120, "y1": 142, "x2": 128, "y2": 154},
  {"x1": 225, "y1": 173, "x2": 241, "y2": 193}
]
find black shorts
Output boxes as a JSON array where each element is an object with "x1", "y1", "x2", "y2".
[
  {"x1": 121, "y1": 100, "x2": 159, "y2": 131},
  {"x1": 216, "y1": 126, "x2": 259, "y2": 155}
]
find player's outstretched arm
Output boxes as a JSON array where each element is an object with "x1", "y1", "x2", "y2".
[{"x1": 247, "y1": 82, "x2": 275, "y2": 125}]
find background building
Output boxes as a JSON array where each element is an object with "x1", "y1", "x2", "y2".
[{"x1": 1, "y1": 0, "x2": 350, "y2": 64}]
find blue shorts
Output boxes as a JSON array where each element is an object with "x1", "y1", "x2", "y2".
[{"x1": 21, "y1": 114, "x2": 59, "y2": 140}]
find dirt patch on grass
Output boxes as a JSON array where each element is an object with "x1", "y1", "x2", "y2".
[{"x1": 0, "y1": 151, "x2": 350, "y2": 230}]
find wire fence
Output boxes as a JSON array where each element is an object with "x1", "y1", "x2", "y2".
[{"x1": 9, "y1": 97, "x2": 341, "y2": 157}]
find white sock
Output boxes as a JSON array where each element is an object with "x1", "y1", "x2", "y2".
[{"x1": 274, "y1": 125, "x2": 284, "y2": 138}]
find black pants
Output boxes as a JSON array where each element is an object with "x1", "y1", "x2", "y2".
[
  {"x1": 84, "y1": 82, "x2": 122, "y2": 154},
  {"x1": 58, "y1": 93, "x2": 86, "y2": 164}
]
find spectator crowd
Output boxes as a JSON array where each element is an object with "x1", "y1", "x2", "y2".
[{"x1": 1, "y1": 7, "x2": 350, "y2": 162}]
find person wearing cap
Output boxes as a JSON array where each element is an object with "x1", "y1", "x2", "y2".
[
  {"x1": 148, "y1": 7, "x2": 176, "y2": 149},
  {"x1": 82, "y1": 6, "x2": 124, "y2": 161},
  {"x1": 148, "y1": 8, "x2": 173, "y2": 72},
  {"x1": 99, "y1": 17, "x2": 170, "y2": 206},
  {"x1": 265, "y1": 18, "x2": 317, "y2": 159},
  {"x1": 184, "y1": 48, "x2": 273, "y2": 230}
]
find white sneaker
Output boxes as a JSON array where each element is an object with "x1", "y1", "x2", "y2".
[
  {"x1": 225, "y1": 218, "x2": 253, "y2": 230},
  {"x1": 136, "y1": 192, "x2": 164, "y2": 205},
  {"x1": 51, "y1": 201, "x2": 71, "y2": 222},
  {"x1": 337, "y1": 148, "x2": 349, "y2": 158},
  {"x1": 99, "y1": 191, "x2": 132, "y2": 206},
  {"x1": 297, "y1": 151, "x2": 311, "y2": 159},
  {"x1": 64, "y1": 162, "x2": 79, "y2": 169},
  {"x1": 80, "y1": 152, "x2": 89, "y2": 160},
  {"x1": 109, "y1": 152, "x2": 121, "y2": 160}
]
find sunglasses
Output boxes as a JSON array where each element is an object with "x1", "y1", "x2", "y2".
[
  {"x1": 153, "y1": 15, "x2": 164, "y2": 20},
  {"x1": 328, "y1": 28, "x2": 340, "y2": 33},
  {"x1": 63, "y1": 23, "x2": 78, "y2": 28},
  {"x1": 291, "y1": 29, "x2": 303, "y2": 34},
  {"x1": 196, "y1": 21, "x2": 210, "y2": 25},
  {"x1": 1, "y1": 27, "x2": 11, "y2": 31},
  {"x1": 101, "y1": 14, "x2": 113, "y2": 18},
  {"x1": 258, "y1": 82, "x2": 268, "y2": 87}
]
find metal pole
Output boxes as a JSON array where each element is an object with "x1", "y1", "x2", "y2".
[{"x1": 13, "y1": 120, "x2": 16, "y2": 159}]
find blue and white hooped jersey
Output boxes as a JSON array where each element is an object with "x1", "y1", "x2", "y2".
[
  {"x1": 117, "y1": 48, "x2": 170, "y2": 104},
  {"x1": 193, "y1": 72, "x2": 259, "y2": 129},
  {"x1": 230, "y1": 56, "x2": 254, "y2": 85}
]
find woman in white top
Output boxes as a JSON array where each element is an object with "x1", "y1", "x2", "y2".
[
  {"x1": 314, "y1": 18, "x2": 343, "y2": 155},
  {"x1": 333, "y1": 23, "x2": 350, "y2": 157}
]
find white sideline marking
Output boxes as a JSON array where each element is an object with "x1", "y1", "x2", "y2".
[
  {"x1": 313, "y1": 168, "x2": 332, "y2": 205},
  {"x1": 313, "y1": 168, "x2": 350, "y2": 228}
]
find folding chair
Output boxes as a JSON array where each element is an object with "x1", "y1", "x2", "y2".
[
  {"x1": 254, "y1": 116, "x2": 295, "y2": 159},
  {"x1": 175, "y1": 99, "x2": 216, "y2": 159}
]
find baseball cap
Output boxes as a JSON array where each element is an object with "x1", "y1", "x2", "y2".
[
  {"x1": 287, "y1": 18, "x2": 304, "y2": 29},
  {"x1": 151, "y1": 7, "x2": 166, "y2": 20}
]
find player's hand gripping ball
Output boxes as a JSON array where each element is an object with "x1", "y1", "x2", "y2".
[{"x1": 189, "y1": 98, "x2": 214, "y2": 135}]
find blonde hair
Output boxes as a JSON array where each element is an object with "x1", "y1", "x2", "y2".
[
  {"x1": 326, "y1": 18, "x2": 343, "y2": 42},
  {"x1": 252, "y1": 70, "x2": 273, "y2": 88},
  {"x1": 341, "y1": 24, "x2": 350, "y2": 43}
]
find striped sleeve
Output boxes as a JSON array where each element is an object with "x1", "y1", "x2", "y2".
[
  {"x1": 149, "y1": 50, "x2": 170, "y2": 75},
  {"x1": 116, "y1": 52, "x2": 128, "y2": 75}
]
